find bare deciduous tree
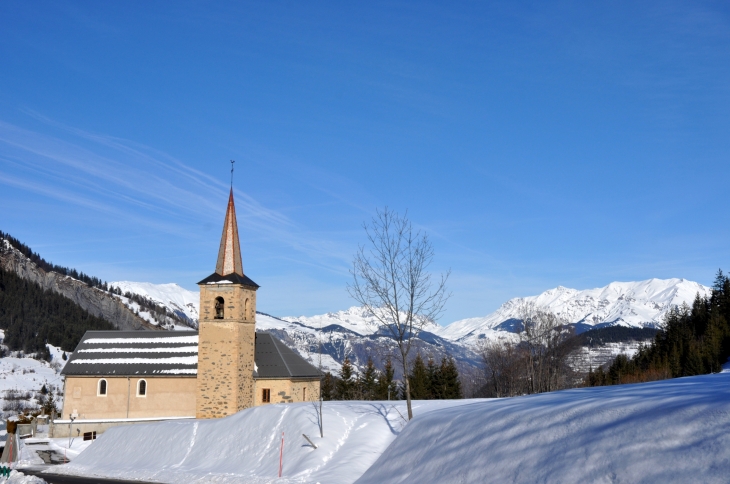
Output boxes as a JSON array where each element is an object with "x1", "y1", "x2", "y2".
[
  {"x1": 478, "y1": 304, "x2": 580, "y2": 397},
  {"x1": 348, "y1": 208, "x2": 450, "y2": 420},
  {"x1": 478, "y1": 339, "x2": 527, "y2": 397},
  {"x1": 518, "y1": 303, "x2": 577, "y2": 393}
]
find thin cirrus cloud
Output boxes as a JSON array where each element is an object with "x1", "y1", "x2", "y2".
[{"x1": 0, "y1": 118, "x2": 353, "y2": 271}]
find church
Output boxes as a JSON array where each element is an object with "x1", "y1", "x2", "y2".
[{"x1": 53, "y1": 190, "x2": 321, "y2": 438}]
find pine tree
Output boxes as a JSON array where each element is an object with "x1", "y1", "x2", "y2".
[
  {"x1": 375, "y1": 357, "x2": 397, "y2": 400},
  {"x1": 439, "y1": 356, "x2": 463, "y2": 399},
  {"x1": 426, "y1": 357, "x2": 439, "y2": 399},
  {"x1": 359, "y1": 357, "x2": 378, "y2": 400},
  {"x1": 408, "y1": 354, "x2": 429, "y2": 400},
  {"x1": 321, "y1": 372, "x2": 336, "y2": 401},
  {"x1": 336, "y1": 358, "x2": 356, "y2": 400}
]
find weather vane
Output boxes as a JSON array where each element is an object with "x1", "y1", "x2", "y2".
[{"x1": 230, "y1": 160, "x2": 235, "y2": 188}]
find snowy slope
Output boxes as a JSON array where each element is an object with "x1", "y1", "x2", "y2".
[
  {"x1": 0, "y1": 331, "x2": 65, "y2": 419},
  {"x1": 357, "y1": 371, "x2": 730, "y2": 484},
  {"x1": 45, "y1": 371, "x2": 730, "y2": 484},
  {"x1": 436, "y1": 278, "x2": 710, "y2": 343},
  {"x1": 45, "y1": 399, "x2": 474, "y2": 483},
  {"x1": 109, "y1": 281, "x2": 199, "y2": 328}
]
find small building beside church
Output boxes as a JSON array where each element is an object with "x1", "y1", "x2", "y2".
[{"x1": 53, "y1": 189, "x2": 321, "y2": 437}]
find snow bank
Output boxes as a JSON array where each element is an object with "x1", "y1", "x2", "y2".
[
  {"x1": 47, "y1": 400, "x2": 472, "y2": 483},
  {"x1": 0, "y1": 471, "x2": 46, "y2": 483},
  {"x1": 357, "y1": 371, "x2": 730, "y2": 484}
]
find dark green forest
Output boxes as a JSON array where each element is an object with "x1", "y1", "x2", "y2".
[
  {"x1": 0, "y1": 230, "x2": 107, "y2": 289},
  {"x1": 322, "y1": 353, "x2": 463, "y2": 401},
  {"x1": 588, "y1": 270, "x2": 730, "y2": 386},
  {"x1": 0, "y1": 267, "x2": 114, "y2": 357},
  {"x1": 578, "y1": 326, "x2": 659, "y2": 347}
]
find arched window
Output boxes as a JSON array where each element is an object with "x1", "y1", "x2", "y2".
[
  {"x1": 244, "y1": 299, "x2": 249, "y2": 319},
  {"x1": 98, "y1": 379, "x2": 107, "y2": 396},
  {"x1": 214, "y1": 297, "x2": 224, "y2": 319},
  {"x1": 137, "y1": 379, "x2": 147, "y2": 397}
]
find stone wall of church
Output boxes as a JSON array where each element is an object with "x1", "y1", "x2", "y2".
[
  {"x1": 254, "y1": 379, "x2": 321, "y2": 405},
  {"x1": 60, "y1": 376, "x2": 197, "y2": 421},
  {"x1": 196, "y1": 320, "x2": 255, "y2": 418},
  {"x1": 196, "y1": 282, "x2": 257, "y2": 418}
]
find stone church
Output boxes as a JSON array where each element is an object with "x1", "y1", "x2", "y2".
[{"x1": 54, "y1": 190, "x2": 321, "y2": 437}]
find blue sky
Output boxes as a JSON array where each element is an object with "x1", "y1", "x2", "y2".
[{"x1": 1, "y1": 1, "x2": 729, "y2": 323}]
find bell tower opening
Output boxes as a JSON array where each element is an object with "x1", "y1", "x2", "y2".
[{"x1": 214, "y1": 297, "x2": 225, "y2": 319}]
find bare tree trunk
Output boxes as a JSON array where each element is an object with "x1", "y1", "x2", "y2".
[{"x1": 402, "y1": 358, "x2": 413, "y2": 419}]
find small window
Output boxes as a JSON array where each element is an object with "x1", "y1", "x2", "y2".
[
  {"x1": 303, "y1": 387, "x2": 306, "y2": 401},
  {"x1": 262, "y1": 388, "x2": 271, "y2": 403},
  {"x1": 215, "y1": 297, "x2": 225, "y2": 319},
  {"x1": 245, "y1": 299, "x2": 249, "y2": 319},
  {"x1": 98, "y1": 379, "x2": 107, "y2": 396},
  {"x1": 137, "y1": 379, "x2": 147, "y2": 397}
]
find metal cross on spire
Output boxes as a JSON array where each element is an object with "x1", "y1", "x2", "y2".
[{"x1": 230, "y1": 160, "x2": 235, "y2": 188}]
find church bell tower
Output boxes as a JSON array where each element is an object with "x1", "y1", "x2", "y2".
[{"x1": 195, "y1": 188, "x2": 259, "y2": 418}]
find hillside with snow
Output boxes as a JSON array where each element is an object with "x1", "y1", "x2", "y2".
[
  {"x1": 109, "y1": 281, "x2": 199, "y2": 329},
  {"x1": 435, "y1": 278, "x2": 710, "y2": 344},
  {"x1": 42, "y1": 370, "x2": 730, "y2": 483},
  {"x1": 0, "y1": 331, "x2": 65, "y2": 420}
]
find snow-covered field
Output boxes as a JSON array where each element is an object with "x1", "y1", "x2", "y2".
[
  {"x1": 358, "y1": 371, "x2": 730, "y2": 484},
  {"x1": 44, "y1": 370, "x2": 730, "y2": 483},
  {"x1": 0, "y1": 331, "x2": 64, "y2": 420},
  {"x1": 45, "y1": 399, "x2": 474, "y2": 483}
]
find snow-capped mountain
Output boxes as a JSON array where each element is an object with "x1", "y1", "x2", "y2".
[
  {"x1": 109, "y1": 281, "x2": 199, "y2": 329},
  {"x1": 112, "y1": 278, "x2": 709, "y2": 379},
  {"x1": 281, "y1": 306, "x2": 441, "y2": 336},
  {"x1": 435, "y1": 278, "x2": 710, "y2": 344}
]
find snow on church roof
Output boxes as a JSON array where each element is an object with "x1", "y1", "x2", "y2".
[
  {"x1": 63, "y1": 331, "x2": 199, "y2": 376},
  {"x1": 62, "y1": 330, "x2": 321, "y2": 379}
]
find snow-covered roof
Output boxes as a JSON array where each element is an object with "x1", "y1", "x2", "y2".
[
  {"x1": 62, "y1": 330, "x2": 321, "y2": 379},
  {"x1": 62, "y1": 331, "x2": 199, "y2": 376}
]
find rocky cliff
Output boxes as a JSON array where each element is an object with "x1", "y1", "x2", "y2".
[{"x1": 0, "y1": 238, "x2": 157, "y2": 331}]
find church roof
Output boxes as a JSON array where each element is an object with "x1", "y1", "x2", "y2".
[
  {"x1": 61, "y1": 330, "x2": 321, "y2": 379},
  {"x1": 216, "y1": 188, "x2": 244, "y2": 277},
  {"x1": 196, "y1": 271, "x2": 259, "y2": 287},
  {"x1": 198, "y1": 188, "x2": 259, "y2": 287}
]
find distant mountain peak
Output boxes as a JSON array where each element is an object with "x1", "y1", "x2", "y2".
[{"x1": 433, "y1": 278, "x2": 711, "y2": 344}]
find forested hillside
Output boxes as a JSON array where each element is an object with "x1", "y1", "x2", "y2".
[
  {"x1": 0, "y1": 267, "x2": 114, "y2": 357},
  {"x1": 588, "y1": 270, "x2": 730, "y2": 386},
  {"x1": 0, "y1": 230, "x2": 107, "y2": 289}
]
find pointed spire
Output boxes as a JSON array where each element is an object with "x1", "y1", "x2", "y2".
[{"x1": 215, "y1": 189, "x2": 243, "y2": 276}]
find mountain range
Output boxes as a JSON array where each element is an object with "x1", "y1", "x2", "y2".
[
  {"x1": 110, "y1": 278, "x2": 710, "y2": 343},
  {"x1": 0, "y1": 234, "x2": 709, "y2": 387}
]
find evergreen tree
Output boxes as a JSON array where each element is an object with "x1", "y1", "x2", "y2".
[
  {"x1": 359, "y1": 357, "x2": 378, "y2": 400},
  {"x1": 336, "y1": 358, "x2": 357, "y2": 400},
  {"x1": 375, "y1": 357, "x2": 397, "y2": 400},
  {"x1": 439, "y1": 356, "x2": 463, "y2": 399},
  {"x1": 426, "y1": 357, "x2": 439, "y2": 399},
  {"x1": 408, "y1": 354, "x2": 430, "y2": 400},
  {"x1": 321, "y1": 372, "x2": 337, "y2": 401}
]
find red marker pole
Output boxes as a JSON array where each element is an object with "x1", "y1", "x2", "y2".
[{"x1": 278, "y1": 432, "x2": 285, "y2": 477}]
